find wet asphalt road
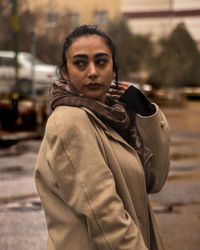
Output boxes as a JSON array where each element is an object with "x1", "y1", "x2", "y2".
[
  {"x1": 0, "y1": 101, "x2": 200, "y2": 250},
  {"x1": 0, "y1": 139, "x2": 47, "y2": 250}
]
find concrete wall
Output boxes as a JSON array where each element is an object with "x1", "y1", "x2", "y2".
[
  {"x1": 174, "y1": 0, "x2": 200, "y2": 10},
  {"x1": 121, "y1": 0, "x2": 171, "y2": 12}
]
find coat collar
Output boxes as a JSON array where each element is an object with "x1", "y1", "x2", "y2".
[{"x1": 81, "y1": 107, "x2": 136, "y2": 153}]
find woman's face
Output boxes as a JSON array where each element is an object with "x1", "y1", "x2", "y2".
[{"x1": 65, "y1": 35, "x2": 115, "y2": 102}]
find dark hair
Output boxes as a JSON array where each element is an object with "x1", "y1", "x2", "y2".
[{"x1": 58, "y1": 25, "x2": 118, "y2": 85}]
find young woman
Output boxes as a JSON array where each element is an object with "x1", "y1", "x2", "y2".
[{"x1": 35, "y1": 25, "x2": 170, "y2": 250}]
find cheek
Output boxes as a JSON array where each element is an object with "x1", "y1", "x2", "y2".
[
  {"x1": 67, "y1": 67, "x2": 84, "y2": 82},
  {"x1": 104, "y1": 69, "x2": 114, "y2": 82},
  {"x1": 70, "y1": 75, "x2": 83, "y2": 88}
]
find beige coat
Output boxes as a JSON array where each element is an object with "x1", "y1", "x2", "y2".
[{"x1": 35, "y1": 104, "x2": 170, "y2": 250}]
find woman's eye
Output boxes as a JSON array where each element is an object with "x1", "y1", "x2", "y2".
[
  {"x1": 96, "y1": 59, "x2": 107, "y2": 66},
  {"x1": 74, "y1": 60, "x2": 86, "y2": 68}
]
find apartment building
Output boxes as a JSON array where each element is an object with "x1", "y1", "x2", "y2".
[
  {"x1": 22, "y1": 0, "x2": 200, "y2": 45},
  {"x1": 122, "y1": 0, "x2": 200, "y2": 44},
  {"x1": 25, "y1": 0, "x2": 120, "y2": 32}
]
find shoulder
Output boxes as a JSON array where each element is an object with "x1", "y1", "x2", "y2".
[
  {"x1": 50, "y1": 106, "x2": 90, "y2": 122},
  {"x1": 48, "y1": 106, "x2": 91, "y2": 127},
  {"x1": 46, "y1": 106, "x2": 93, "y2": 140}
]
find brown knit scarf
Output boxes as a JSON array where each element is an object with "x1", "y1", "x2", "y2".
[{"x1": 50, "y1": 80, "x2": 153, "y2": 186}]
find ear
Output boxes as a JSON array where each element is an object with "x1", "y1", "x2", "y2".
[
  {"x1": 61, "y1": 66, "x2": 69, "y2": 80},
  {"x1": 112, "y1": 71, "x2": 116, "y2": 79}
]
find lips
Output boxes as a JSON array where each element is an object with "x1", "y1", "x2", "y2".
[{"x1": 86, "y1": 83, "x2": 101, "y2": 89}]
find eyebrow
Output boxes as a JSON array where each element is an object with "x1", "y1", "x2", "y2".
[{"x1": 72, "y1": 53, "x2": 109, "y2": 59}]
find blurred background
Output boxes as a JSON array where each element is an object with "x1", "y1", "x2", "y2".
[{"x1": 0, "y1": 0, "x2": 200, "y2": 249}]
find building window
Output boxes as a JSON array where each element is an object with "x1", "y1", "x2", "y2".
[
  {"x1": 94, "y1": 11, "x2": 108, "y2": 26},
  {"x1": 68, "y1": 13, "x2": 79, "y2": 26}
]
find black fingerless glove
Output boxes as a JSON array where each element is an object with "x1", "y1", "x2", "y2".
[{"x1": 119, "y1": 85, "x2": 156, "y2": 116}]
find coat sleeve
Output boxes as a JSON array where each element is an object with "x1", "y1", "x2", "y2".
[
  {"x1": 136, "y1": 104, "x2": 171, "y2": 193},
  {"x1": 45, "y1": 107, "x2": 148, "y2": 250}
]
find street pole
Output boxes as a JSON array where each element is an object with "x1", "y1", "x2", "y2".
[
  {"x1": 11, "y1": 0, "x2": 19, "y2": 93},
  {"x1": 30, "y1": 30, "x2": 37, "y2": 98}
]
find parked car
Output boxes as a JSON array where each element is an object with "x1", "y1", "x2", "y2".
[{"x1": 0, "y1": 51, "x2": 57, "y2": 95}]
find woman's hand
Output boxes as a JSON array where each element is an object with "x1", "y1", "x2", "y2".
[{"x1": 108, "y1": 82, "x2": 131, "y2": 99}]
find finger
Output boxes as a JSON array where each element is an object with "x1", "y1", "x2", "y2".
[
  {"x1": 110, "y1": 83, "x2": 118, "y2": 89},
  {"x1": 108, "y1": 89, "x2": 125, "y2": 95},
  {"x1": 111, "y1": 94, "x2": 121, "y2": 99},
  {"x1": 106, "y1": 92, "x2": 120, "y2": 99},
  {"x1": 110, "y1": 81, "x2": 131, "y2": 90},
  {"x1": 118, "y1": 81, "x2": 131, "y2": 86},
  {"x1": 118, "y1": 82, "x2": 131, "y2": 90}
]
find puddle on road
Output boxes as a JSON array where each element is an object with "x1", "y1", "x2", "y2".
[
  {"x1": 171, "y1": 165, "x2": 200, "y2": 172},
  {"x1": 172, "y1": 132, "x2": 200, "y2": 142},
  {"x1": 167, "y1": 172, "x2": 200, "y2": 181},
  {"x1": 0, "y1": 139, "x2": 41, "y2": 157},
  {"x1": 0, "y1": 166, "x2": 23, "y2": 173},
  {"x1": 0, "y1": 200, "x2": 42, "y2": 212},
  {"x1": 0, "y1": 165, "x2": 29, "y2": 180},
  {"x1": 170, "y1": 152, "x2": 200, "y2": 161},
  {"x1": 152, "y1": 201, "x2": 200, "y2": 214}
]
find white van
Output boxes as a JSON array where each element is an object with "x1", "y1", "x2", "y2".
[{"x1": 0, "y1": 51, "x2": 57, "y2": 95}]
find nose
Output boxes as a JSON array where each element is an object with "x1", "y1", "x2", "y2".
[{"x1": 88, "y1": 62, "x2": 97, "y2": 80}]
